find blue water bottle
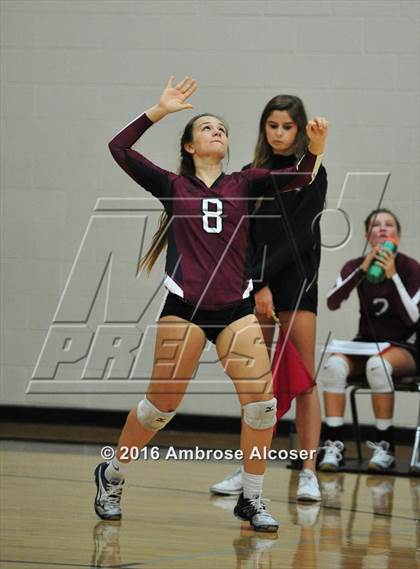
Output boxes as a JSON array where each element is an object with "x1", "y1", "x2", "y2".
[{"x1": 366, "y1": 239, "x2": 398, "y2": 283}]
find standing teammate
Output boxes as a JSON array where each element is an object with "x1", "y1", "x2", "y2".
[
  {"x1": 93, "y1": 77, "x2": 328, "y2": 531},
  {"x1": 210, "y1": 95, "x2": 327, "y2": 501},
  {"x1": 319, "y1": 209, "x2": 420, "y2": 471}
]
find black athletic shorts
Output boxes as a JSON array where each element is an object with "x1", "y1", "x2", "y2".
[
  {"x1": 160, "y1": 293, "x2": 254, "y2": 344},
  {"x1": 269, "y1": 268, "x2": 318, "y2": 315}
]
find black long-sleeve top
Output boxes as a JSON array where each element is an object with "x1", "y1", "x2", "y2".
[{"x1": 248, "y1": 154, "x2": 327, "y2": 292}]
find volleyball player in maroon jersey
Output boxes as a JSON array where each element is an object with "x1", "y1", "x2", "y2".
[
  {"x1": 319, "y1": 209, "x2": 420, "y2": 471},
  {"x1": 93, "y1": 77, "x2": 328, "y2": 531},
  {"x1": 210, "y1": 95, "x2": 326, "y2": 502}
]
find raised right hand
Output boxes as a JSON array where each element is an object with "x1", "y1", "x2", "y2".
[
  {"x1": 157, "y1": 76, "x2": 197, "y2": 115},
  {"x1": 306, "y1": 116, "x2": 329, "y2": 155}
]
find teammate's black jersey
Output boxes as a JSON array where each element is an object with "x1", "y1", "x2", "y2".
[{"x1": 248, "y1": 154, "x2": 327, "y2": 296}]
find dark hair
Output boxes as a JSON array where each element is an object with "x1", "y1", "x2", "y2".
[
  {"x1": 364, "y1": 208, "x2": 402, "y2": 235},
  {"x1": 140, "y1": 113, "x2": 229, "y2": 273},
  {"x1": 252, "y1": 94, "x2": 308, "y2": 168}
]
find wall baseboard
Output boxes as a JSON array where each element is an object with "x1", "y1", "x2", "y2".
[{"x1": 0, "y1": 405, "x2": 415, "y2": 446}]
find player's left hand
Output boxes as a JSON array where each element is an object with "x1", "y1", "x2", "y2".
[
  {"x1": 306, "y1": 117, "x2": 329, "y2": 155},
  {"x1": 374, "y1": 248, "x2": 397, "y2": 279}
]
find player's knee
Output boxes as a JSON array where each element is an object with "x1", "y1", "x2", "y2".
[
  {"x1": 137, "y1": 397, "x2": 176, "y2": 431},
  {"x1": 242, "y1": 397, "x2": 277, "y2": 430},
  {"x1": 366, "y1": 357, "x2": 393, "y2": 393},
  {"x1": 321, "y1": 355, "x2": 349, "y2": 393}
]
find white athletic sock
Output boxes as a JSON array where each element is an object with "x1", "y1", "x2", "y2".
[
  {"x1": 243, "y1": 471, "x2": 264, "y2": 499},
  {"x1": 325, "y1": 416, "x2": 344, "y2": 427},
  {"x1": 376, "y1": 418, "x2": 393, "y2": 431},
  {"x1": 104, "y1": 457, "x2": 126, "y2": 481}
]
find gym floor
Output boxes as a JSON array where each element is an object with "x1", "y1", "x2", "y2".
[{"x1": 1, "y1": 432, "x2": 418, "y2": 569}]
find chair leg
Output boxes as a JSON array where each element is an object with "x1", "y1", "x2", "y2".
[
  {"x1": 409, "y1": 388, "x2": 420, "y2": 472},
  {"x1": 349, "y1": 386, "x2": 363, "y2": 464}
]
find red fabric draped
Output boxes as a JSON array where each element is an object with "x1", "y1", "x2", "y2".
[{"x1": 271, "y1": 328, "x2": 316, "y2": 420}]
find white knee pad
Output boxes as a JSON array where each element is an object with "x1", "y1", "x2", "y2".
[
  {"x1": 137, "y1": 398, "x2": 176, "y2": 431},
  {"x1": 322, "y1": 355, "x2": 349, "y2": 393},
  {"x1": 243, "y1": 397, "x2": 277, "y2": 430},
  {"x1": 366, "y1": 357, "x2": 393, "y2": 393}
]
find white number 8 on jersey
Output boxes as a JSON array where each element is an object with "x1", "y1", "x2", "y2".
[{"x1": 202, "y1": 198, "x2": 223, "y2": 234}]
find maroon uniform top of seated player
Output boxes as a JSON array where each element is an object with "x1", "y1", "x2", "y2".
[
  {"x1": 327, "y1": 253, "x2": 420, "y2": 343},
  {"x1": 109, "y1": 113, "x2": 321, "y2": 310}
]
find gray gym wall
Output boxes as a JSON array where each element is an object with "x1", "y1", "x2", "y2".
[{"x1": 1, "y1": 0, "x2": 419, "y2": 429}]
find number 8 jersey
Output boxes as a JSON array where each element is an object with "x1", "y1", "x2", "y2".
[{"x1": 109, "y1": 113, "x2": 322, "y2": 310}]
